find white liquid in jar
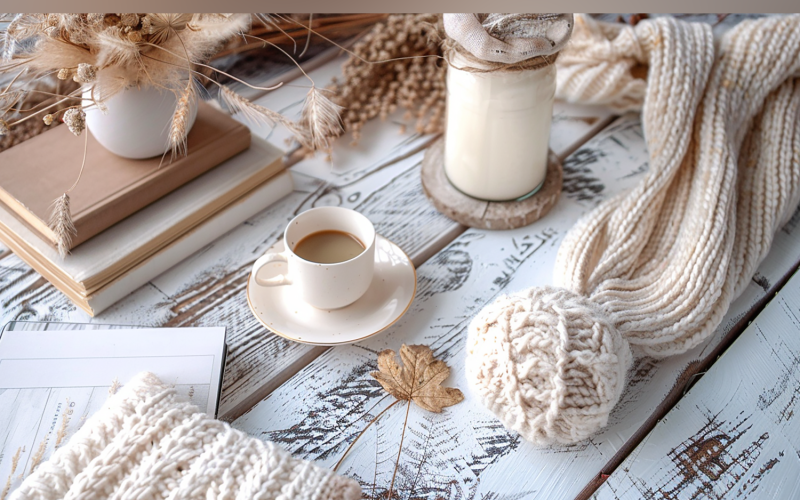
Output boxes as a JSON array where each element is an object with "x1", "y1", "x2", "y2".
[{"x1": 444, "y1": 56, "x2": 556, "y2": 201}]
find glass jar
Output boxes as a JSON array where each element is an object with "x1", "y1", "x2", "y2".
[{"x1": 444, "y1": 54, "x2": 556, "y2": 201}]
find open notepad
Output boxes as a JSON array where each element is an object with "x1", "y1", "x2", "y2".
[{"x1": 0, "y1": 322, "x2": 226, "y2": 493}]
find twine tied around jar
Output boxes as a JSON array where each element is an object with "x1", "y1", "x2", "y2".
[{"x1": 442, "y1": 13, "x2": 574, "y2": 72}]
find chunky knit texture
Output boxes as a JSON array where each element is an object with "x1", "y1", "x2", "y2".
[
  {"x1": 466, "y1": 287, "x2": 631, "y2": 445},
  {"x1": 467, "y1": 14, "x2": 800, "y2": 445},
  {"x1": 10, "y1": 373, "x2": 360, "y2": 500}
]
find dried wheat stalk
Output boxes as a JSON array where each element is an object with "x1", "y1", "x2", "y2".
[
  {"x1": 0, "y1": 447, "x2": 22, "y2": 500},
  {"x1": 49, "y1": 193, "x2": 76, "y2": 258},
  {"x1": 169, "y1": 79, "x2": 195, "y2": 156},
  {"x1": 28, "y1": 439, "x2": 47, "y2": 474},
  {"x1": 300, "y1": 86, "x2": 344, "y2": 152}
]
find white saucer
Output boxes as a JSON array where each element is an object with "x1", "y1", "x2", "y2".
[{"x1": 246, "y1": 235, "x2": 417, "y2": 345}]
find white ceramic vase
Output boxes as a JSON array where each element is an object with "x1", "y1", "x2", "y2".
[{"x1": 84, "y1": 85, "x2": 198, "y2": 159}]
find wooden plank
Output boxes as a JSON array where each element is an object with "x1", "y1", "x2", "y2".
[
  {"x1": 232, "y1": 113, "x2": 800, "y2": 500},
  {"x1": 591, "y1": 268, "x2": 800, "y2": 500},
  {"x1": 0, "y1": 55, "x2": 614, "y2": 423}
]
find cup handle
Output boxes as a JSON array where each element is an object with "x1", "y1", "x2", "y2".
[{"x1": 252, "y1": 251, "x2": 292, "y2": 286}]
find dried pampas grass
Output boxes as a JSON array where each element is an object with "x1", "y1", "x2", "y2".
[
  {"x1": 95, "y1": 27, "x2": 140, "y2": 69},
  {"x1": 91, "y1": 66, "x2": 128, "y2": 109},
  {"x1": 28, "y1": 36, "x2": 90, "y2": 73}
]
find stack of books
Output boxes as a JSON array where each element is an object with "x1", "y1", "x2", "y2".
[{"x1": 0, "y1": 103, "x2": 293, "y2": 316}]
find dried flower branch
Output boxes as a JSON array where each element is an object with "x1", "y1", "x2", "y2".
[{"x1": 273, "y1": 13, "x2": 446, "y2": 143}]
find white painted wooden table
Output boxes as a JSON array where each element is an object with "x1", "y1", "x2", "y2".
[{"x1": 1, "y1": 40, "x2": 798, "y2": 499}]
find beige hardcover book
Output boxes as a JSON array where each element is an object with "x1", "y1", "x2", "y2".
[
  {"x1": 0, "y1": 102, "x2": 250, "y2": 250},
  {"x1": 0, "y1": 137, "x2": 293, "y2": 316}
]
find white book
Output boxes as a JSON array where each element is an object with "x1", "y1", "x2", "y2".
[
  {"x1": 0, "y1": 137, "x2": 294, "y2": 316},
  {"x1": 0, "y1": 322, "x2": 227, "y2": 495}
]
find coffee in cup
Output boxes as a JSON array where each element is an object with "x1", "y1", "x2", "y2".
[
  {"x1": 293, "y1": 230, "x2": 365, "y2": 264},
  {"x1": 251, "y1": 207, "x2": 376, "y2": 310}
]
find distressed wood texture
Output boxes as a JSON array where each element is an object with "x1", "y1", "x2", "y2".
[
  {"x1": 233, "y1": 114, "x2": 800, "y2": 500},
  {"x1": 592, "y1": 267, "x2": 800, "y2": 500},
  {"x1": 0, "y1": 57, "x2": 611, "y2": 422}
]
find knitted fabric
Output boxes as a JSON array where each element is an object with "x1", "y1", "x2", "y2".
[
  {"x1": 466, "y1": 14, "x2": 800, "y2": 445},
  {"x1": 10, "y1": 373, "x2": 360, "y2": 500},
  {"x1": 466, "y1": 287, "x2": 631, "y2": 444}
]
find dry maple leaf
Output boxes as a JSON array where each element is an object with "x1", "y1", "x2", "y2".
[
  {"x1": 335, "y1": 344, "x2": 465, "y2": 497},
  {"x1": 371, "y1": 344, "x2": 464, "y2": 412}
]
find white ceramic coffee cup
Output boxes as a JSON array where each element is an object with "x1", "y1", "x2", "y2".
[{"x1": 252, "y1": 207, "x2": 376, "y2": 310}]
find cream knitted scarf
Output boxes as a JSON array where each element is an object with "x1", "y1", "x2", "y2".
[
  {"x1": 466, "y1": 14, "x2": 800, "y2": 445},
  {"x1": 10, "y1": 373, "x2": 360, "y2": 500}
]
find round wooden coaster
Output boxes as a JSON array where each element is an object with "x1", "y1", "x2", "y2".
[{"x1": 421, "y1": 138, "x2": 563, "y2": 230}]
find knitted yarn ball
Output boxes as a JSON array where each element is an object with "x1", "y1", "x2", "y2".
[{"x1": 466, "y1": 286, "x2": 632, "y2": 445}]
